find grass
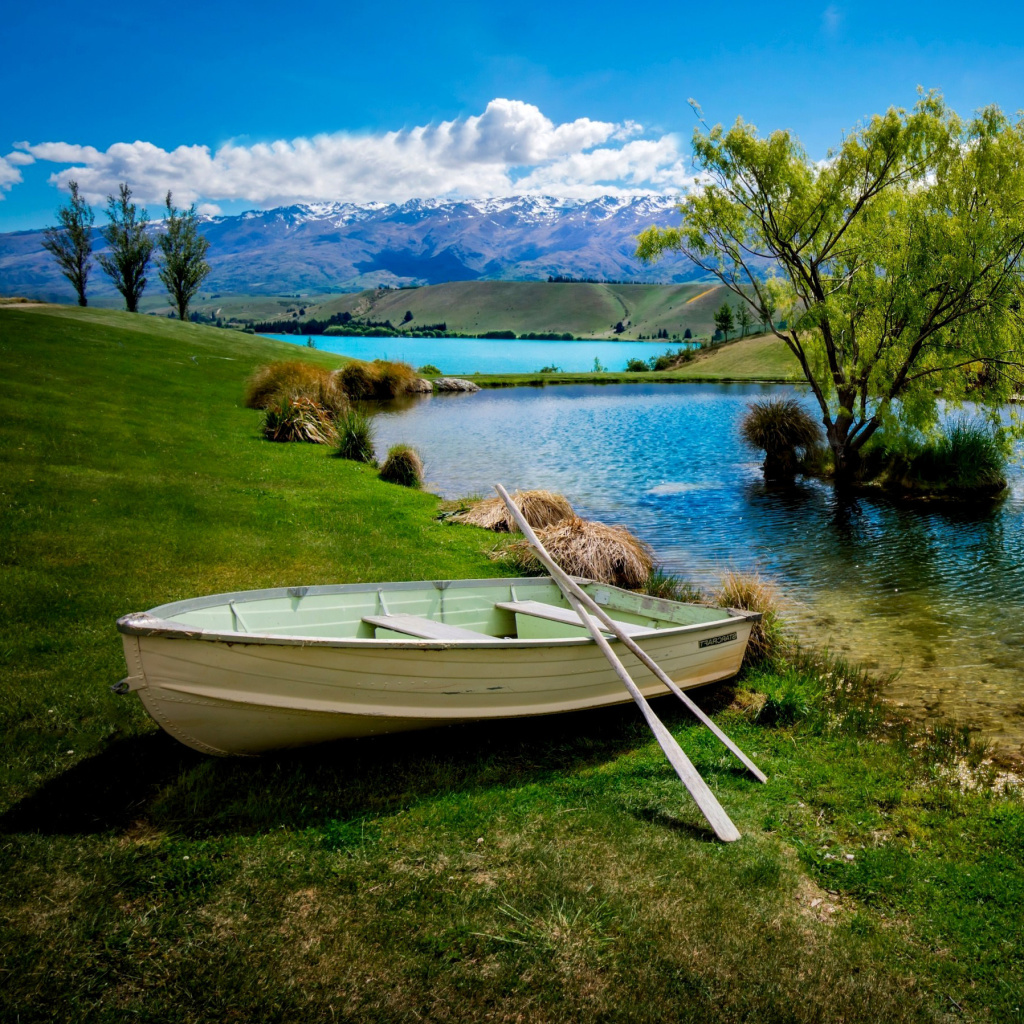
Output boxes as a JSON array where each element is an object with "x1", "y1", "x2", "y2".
[
  {"x1": 741, "y1": 396, "x2": 823, "y2": 479},
  {"x1": 1, "y1": 304, "x2": 1023, "y2": 1022}
]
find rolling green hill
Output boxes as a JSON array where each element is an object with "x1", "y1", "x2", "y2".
[{"x1": 278, "y1": 281, "x2": 735, "y2": 340}]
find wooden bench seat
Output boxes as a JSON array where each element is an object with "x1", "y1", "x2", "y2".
[
  {"x1": 493, "y1": 600, "x2": 655, "y2": 636},
  {"x1": 362, "y1": 614, "x2": 495, "y2": 641}
]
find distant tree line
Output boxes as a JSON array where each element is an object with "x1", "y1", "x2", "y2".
[
  {"x1": 547, "y1": 275, "x2": 650, "y2": 285},
  {"x1": 42, "y1": 181, "x2": 211, "y2": 320}
]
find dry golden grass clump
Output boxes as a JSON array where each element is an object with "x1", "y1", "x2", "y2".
[
  {"x1": 338, "y1": 359, "x2": 418, "y2": 399},
  {"x1": 262, "y1": 395, "x2": 339, "y2": 445},
  {"x1": 451, "y1": 489, "x2": 574, "y2": 532},
  {"x1": 379, "y1": 444, "x2": 424, "y2": 488},
  {"x1": 245, "y1": 360, "x2": 347, "y2": 416},
  {"x1": 714, "y1": 570, "x2": 787, "y2": 666},
  {"x1": 503, "y1": 515, "x2": 653, "y2": 588}
]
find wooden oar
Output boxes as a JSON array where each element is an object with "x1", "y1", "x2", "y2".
[
  {"x1": 495, "y1": 484, "x2": 741, "y2": 843},
  {"x1": 494, "y1": 484, "x2": 767, "y2": 784}
]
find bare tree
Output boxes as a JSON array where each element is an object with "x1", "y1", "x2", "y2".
[{"x1": 41, "y1": 181, "x2": 94, "y2": 306}]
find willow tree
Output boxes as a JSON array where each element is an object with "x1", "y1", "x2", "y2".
[{"x1": 637, "y1": 94, "x2": 1024, "y2": 479}]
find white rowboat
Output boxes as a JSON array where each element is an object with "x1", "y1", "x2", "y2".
[{"x1": 116, "y1": 576, "x2": 759, "y2": 757}]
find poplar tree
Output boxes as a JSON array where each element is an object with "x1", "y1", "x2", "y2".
[
  {"x1": 98, "y1": 183, "x2": 154, "y2": 312},
  {"x1": 158, "y1": 192, "x2": 211, "y2": 322},
  {"x1": 41, "y1": 181, "x2": 94, "y2": 306}
]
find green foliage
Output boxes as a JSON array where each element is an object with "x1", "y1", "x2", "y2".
[
  {"x1": 97, "y1": 183, "x2": 155, "y2": 313},
  {"x1": 637, "y1": 93, "x2": 1024, "y2": 477},
  {"x1": 859, "y1": 417, "x2": 1008, "y2": 495},
  {"x1": 625, "y1": 358, "x2": 650, "y2": 372},
  {"x1": 157, "y1": 191, "x2": 211, "y2": 322},
  {"x1": 379, "y1": 444, "x2": 424, "y2": 487},
  {"x1": 740, "y1": 397, "x2": 823, "y2": 479},
  {"x1": 335, "y1": 407, "x2": 377, "y2": 464},
  {"x1": 40, "y1": 180, "x2": 94, "y2": 307},
  {"x1": 593, "y1": 357, "x2": 606, "y2": 372},
  {"x1": 713, "y1": 301, "x2": 735, "y2": 340},
  {"x1": 417, "y1": 364, "x2": 442, "y2": 376}
]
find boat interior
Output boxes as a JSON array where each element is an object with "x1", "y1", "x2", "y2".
[{"x1": 146, "y1": 577, "x2": 733, "y2": 643}]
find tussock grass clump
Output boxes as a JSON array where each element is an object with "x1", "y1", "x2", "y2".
[
  {"x1": 262, "y1": 395, "x2": 339, "y2": 445},
  {"x1": 379, "y1": 444, "x2": 423, "y2": 487},
  {"x1": 741, "y1": 397, "x2": 822, "y2": 479},
  {"x1": 503, "y1": 516, "x2": 653, "y2": 588},
  {"x1": 714, "y1": 570, "x2": 787, "y2": 666},
  {"x1": 417, "y1": 363, "x2": 442, "y2": 375},
  {"x1": 642, "y1": 567, "x2": 706, "y2": 604},
  {"x1": 335, "y1": 407, "x2": 377, "y2": 464},
  {"x1": 339, "y1": 359, "x2": 419, "y2": 399},
  {"x1": 451, "y1": 489, "x2": 574, "y2": 532},
  {"x1": 245, "y1": 360, "x2": 347, "y2": 416}
]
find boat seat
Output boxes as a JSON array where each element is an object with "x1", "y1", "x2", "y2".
[
  {"x1": 493, "y1": 600, "x2": 655, "y2": 636},
  {"x1": 361, "y1": 614, "x2": 495, "y2": 641}
]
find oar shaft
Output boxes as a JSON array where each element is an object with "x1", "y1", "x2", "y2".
[
  {"x1": 495, "y1": 484, "x2": 766, "y2": 784},
  {"x1": 495, "y1": 484, "x2": 741, "y2": 842}
]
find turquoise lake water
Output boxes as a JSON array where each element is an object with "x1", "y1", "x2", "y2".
[
  {"x1": 372, "y1": 383, "x2": 1024, "y2": 751},
  {"x1": 269, "y1": 333, "x2": 696, "y2": 374}
]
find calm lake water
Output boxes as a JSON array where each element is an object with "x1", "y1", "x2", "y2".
[
  {"x1": 373, "y1": 383, "x2": 1024, "y2": 752},
  {"x1": 269, "y1": 334, "x2": 695, "y2": 374}
]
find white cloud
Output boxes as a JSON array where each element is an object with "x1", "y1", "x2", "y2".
[
  {"x1": 18, "y1": 98, "x2": 691, "y2": 208},
  {"x1": 0, "y1": 153, "x2": 29, "y2": 199}
]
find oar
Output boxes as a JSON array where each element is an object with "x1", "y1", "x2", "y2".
[
  {"x1": 495, "y1": 484, "x2": 741, "y2": 843},
  {"x1": 494, "y1": 484, "x2": 767, "y2": 784}
]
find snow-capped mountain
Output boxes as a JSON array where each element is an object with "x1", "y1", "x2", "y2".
[{"x1": 0, "y1": 194, "x2": 701, "y2": 301}]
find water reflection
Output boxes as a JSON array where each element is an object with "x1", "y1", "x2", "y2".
[{"x1": 373, "y1": 383, "x2": 1024, "y2": 752}]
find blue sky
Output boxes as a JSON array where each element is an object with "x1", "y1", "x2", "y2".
[{"x1": 2, "y1": 0, "x2": 1022, "y2": 231}]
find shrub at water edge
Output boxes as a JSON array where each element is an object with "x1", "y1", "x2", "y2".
[
  {"x1": 335, "y1": 407, "x2": 377, "y2": 464},
  {"x1": 740, "y1": 396, "x2": 822, "y2": 480},
  {"x1": 501, "y1": 516, "x2": 653, "y2": 589},
  {"x1": 245, "y1": 360, "x2": 347, "y2": 417},
  {"x1": 379, "y1": 444, "x2": 424, "y2": 488},
  {"x1": 449, "y1": 489, "x2": 574, "y2": 532},
  {"x1": 262, "y1": 395, "x2": 339, "y2": 445},
  {"x1": 714, "y1": 570, "x2": 786, "y2": 667}
]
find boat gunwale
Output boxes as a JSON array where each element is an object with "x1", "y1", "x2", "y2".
[{"x1": 116, "y1": 576, "x2": 760, "y2": 650}]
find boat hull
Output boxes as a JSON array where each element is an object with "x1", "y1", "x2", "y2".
[
  {"x1": 117, "y1": 578, "x2": 757, "y2": 756},
  {"x1": 121, "y1": 625, "x2": 750, "y2": 756}
]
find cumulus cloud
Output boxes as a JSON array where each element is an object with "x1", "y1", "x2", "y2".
[
  {"x1": 16, "y1": 99, "x2": 692, "y2": 208},
  {"x1": 0, "y1": 152, "x2": 31, "y2": 199}
]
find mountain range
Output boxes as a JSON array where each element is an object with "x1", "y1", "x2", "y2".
[{"x1": 0, "y1": 194, "x2": 706, "y2": 301}]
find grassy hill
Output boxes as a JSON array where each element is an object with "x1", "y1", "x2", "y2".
[
  {"x1": 312, "y1": 280, "x2": 728, "y2": 339},
  {"x1": 2, "y1": 306, "x2": 1020, "y2": 1022}
]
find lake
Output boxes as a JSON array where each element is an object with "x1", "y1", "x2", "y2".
[
  {"x1": 269, "y1": 333, "x2": 696, "y2": 374},
  {"x1": 372, "y1": 383, "x2": 1024, "y2": 752}
]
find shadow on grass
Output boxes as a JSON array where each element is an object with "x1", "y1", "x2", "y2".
[{"x1": 0, "y1": 685, "x2": 742, "y2": 840}]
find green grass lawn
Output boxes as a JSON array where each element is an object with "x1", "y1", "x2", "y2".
[{"x1": 1, "y1": 305, "x2": 1022, "y2": 1023}]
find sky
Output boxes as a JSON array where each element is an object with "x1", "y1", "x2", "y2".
[{"x1": 2, "y1": 0, "x2": 1023, "y2": 231}]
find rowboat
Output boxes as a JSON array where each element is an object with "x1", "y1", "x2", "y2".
[{"x1": 116, "y1": 576, "x2": 760, "y2": 757}]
